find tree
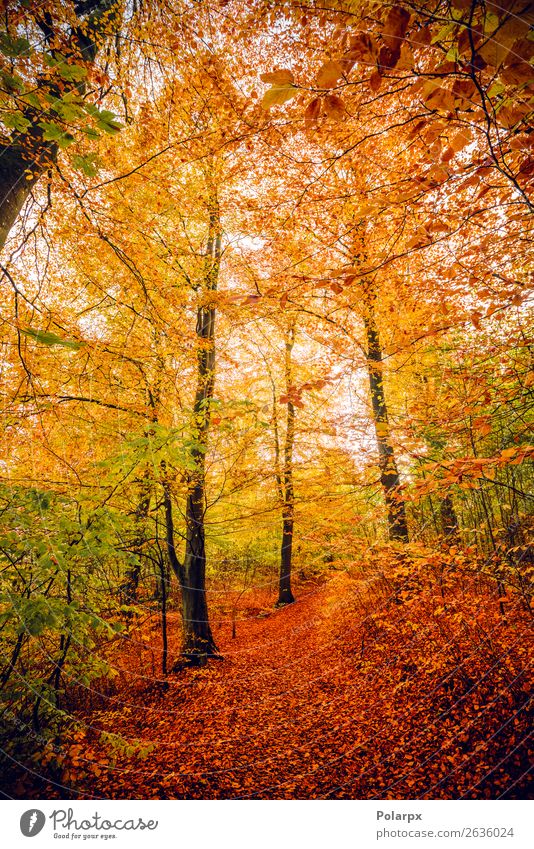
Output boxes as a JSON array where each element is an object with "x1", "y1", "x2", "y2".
[
  {"x1": 165, "y1": 172, "x2": 222, "y2": 661},
  {"x1": 0, "y1": 0, "x2": 126, "y2": 251},
  {"x1": 362, "y1": 282, "x2": 409, "y2": 542},
  {"x1": 275, "y1": 321, "x2": 297, "y2": 605}
]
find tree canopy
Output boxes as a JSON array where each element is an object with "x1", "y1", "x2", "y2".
[{"x1": 0, "y1": 0, "x2": 532, "y2": 801}]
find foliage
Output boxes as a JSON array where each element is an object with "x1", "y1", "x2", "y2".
[{"x1": 0, "y1": 0, "x2": 532, "y2": 801}]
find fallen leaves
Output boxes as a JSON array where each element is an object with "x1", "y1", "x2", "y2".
[{"x1": 20, "y1": 564, "x2": 532, "y2": 801}]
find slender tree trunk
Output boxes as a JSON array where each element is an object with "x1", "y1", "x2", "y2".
[
  {"x1": 277, "y1": 324, "x2": 296, "y2": 605},
  {"x1": 441, "y1": 494, "x2": 459, "y2": 539},
  {"x1": 120, "y1": 484, "x2": 151, "y2": 604},
  {"x1": 180, "y1": 190, "x2": 221, "y2": 659},
  {"x1": 364, "y1": 294, "x2": 409, "y2": 543},
  {"x1": 159, "y1": 551, "x2": 169, "y2": 676},
  {"x1": 279, "y1": 510, "x2": 295, "y2": 605}
]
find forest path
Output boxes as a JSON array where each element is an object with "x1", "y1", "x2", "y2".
[
  {"x1": 55, "y1": 569, "x2": 531, "y2": 800},
  {"x1": 74, "y1": 572, "x2": 376, "y2": 799}
]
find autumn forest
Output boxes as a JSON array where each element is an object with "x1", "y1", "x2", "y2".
[{"x1": 0, "y1": 0, "x2": 532, "y2": 801}]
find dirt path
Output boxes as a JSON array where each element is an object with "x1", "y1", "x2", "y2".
[{"x1": 42, "y1": 573, "x2": 531, "y2": 800}]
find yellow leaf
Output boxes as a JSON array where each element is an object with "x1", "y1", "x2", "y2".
[
  {"x1": 260, "y1": 69, "x2": 294, "y2": 85},
  {"x1": 449, "y1": 127, "x2": 473, "y2": 153},
  {"x1": 479, "y1": 17, "x2": 530, "y2": 68},
  {"x1": 261, "y1": 84, "x2": 298, "y2": 109},
  {"x1": 424, "y1": 83, "x2": 456, "y2": 112}
]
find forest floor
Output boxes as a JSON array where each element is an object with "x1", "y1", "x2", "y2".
[{"x1": 17, "y1": 568, "x2": 533, "y2": 800}]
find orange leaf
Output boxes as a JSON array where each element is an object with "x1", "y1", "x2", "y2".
[
  {"x1": 304, "y1": 96, "x2": 322, "y2": 125},
  {"x1": 260, "y1": 69, "x2": 294, "y2": 85},
  {"x1": 346, "y1": 31, "x2": 376, "y2": 64},
  {"x1": 316, "y1": 60, "x2": 344, "y2": 88},
  {"x1": 369, "y1": 70, "x2": 382, "y2": 92},
  {"x1": 323, "y1": 94, "x2": 345, "y2": 121},
  {"x1": 382, "y1": 6, "x2": 411, "y2": 50}
]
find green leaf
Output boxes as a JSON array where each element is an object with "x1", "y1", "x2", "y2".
[
  {"x1": 57, "y1": 133, "x2": 75, "y2": 149},
  {"x1": 0, "y1": 33, "x2": 31, "y2": 57},
  {"x1": 72, "y1": 153, "x2": 100, "y2": 177},
  {"x1": 18, "y1": 598, "x2": 60, "y2": 637},
  {"x1": 95, "y1": 109, "x2": 123, "y2": 134},
  {"x1": 84, "y1": 104, "x2": 123, "y2": 133},
  {"x1": 445, "y1": 45, "x2": 460, "y2": 62},
  {"x1": 43, "y1": 52, "x2": 86, "y2": 81},
  {"x1": 0, "y1": 610, "x2": 13, "y2": 626},
  {"x1": 22, "y1": 91, "x2": 41, "y2": 109},
  {"x1": 38, "y1": 120, "x2": 64, "y2": 140},
  {"x1": 20, "y1": 328, "x2": 84, "y2": 350},
  {"x1": 488, "y1": 81, "x2": 505, "y2": 98},
  {"x1": 0, "y1": 70, "x2": 24, "y2": 92},
  {"x1": 2, "y1": 110, "x2": 31, "y2": 132},
  {"x1": 81, "y1": 126, "x2": 100, "y2": 139},
  {"x1": 431, "y1": 22, "x2": 457, "y2": 45},
  {"x1": 483, "y1": 11, "x2": 499, "y2": 35},
  {"x1": 57, "y1": 62, "x2": 87, "y2": 83},
  {"x1": 38, "y1": 121, "x2": 75, "y2": 147},
  {"x1": 50, "y1": 96, "x2": 85, "y2": 123}
]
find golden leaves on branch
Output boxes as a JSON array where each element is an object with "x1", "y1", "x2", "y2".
[
  {"x1": 381, "y1": 6, "x2": 411, "y2": 51},
  {"x1": 477, "y1": 16, "x2": 530, "y2": 69},
  {"x1": 497, "y1": 100, "x2": 533, "y2": 129},
  {"x1": 341, "y1": 31, "x2": 376, "y2": 74},
  {"x1": 449, "y1": 127, "x2": 473, "y2": 153},
  {"x1": 315, "y1": 59, "x2": 344, "y2": 89},
  {"x1": 260, "y1": 69, "x2": 297, "y2": 109},
  {"x1": 261, "y1": 85, "x2": 297, "y2": 109},
  {"x1": 304, "y1": 93, "x2": 345, "y2": 126},
  {"x1": 260, "y1": 69, "x2": 294, "y2": 85}
]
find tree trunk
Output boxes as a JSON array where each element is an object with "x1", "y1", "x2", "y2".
[
  {"x1": 0, "y1": 1, "x2": 119, "y2": 252},
  {"x1": 180, "y1": 192, "x2": 221, "y2": 659},
  {"x1": 277, "y1": 324, "x2": 296, "y2": 605},
  {"x1": 364, "y1": 296, "x2": 409, "y2": 543},
  {"x1": 158, "y1": 551, "x2": 169, "y2": 677},
  {"x1": 279, "y1": 511, "x2": 295, "y2": 605},
  {"x1": 0, "y1": 135, "x2": 56, "y2": 253},
  {"x1": 120, "y1": 484, "x2": 151, "y2": 604},
  {"x1": 441, "y1": 494, "x2": 459, "y2": 539},
  {"x1": 182, "y1": 479, "x2": 217, "y2": 658},
  {"x1": 157, "y1": 189, "x2": 221, "y2": 660}
]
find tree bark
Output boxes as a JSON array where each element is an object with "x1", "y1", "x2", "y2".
[
  {"x1": 0, "y1": 1, "x2": 119, "y2": 252},
  {"x1": 364, "y1": 295, "x2": 409, "y2": 543},
  {"x1": 180, "y1": 191, "x2": 221, "y2": 659},
  {"x1": 120, "y1": 484, "x2": 151, "y2": 604},
  {"x1": 0, "y1": 133, "x2": 56, "y2": 253},
  {"x1": 441, "y1": 494, "x2": 459, "y2": 539},
  {"x1": 277, "y1": 324, "x2": 296, "y2": 605}
]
